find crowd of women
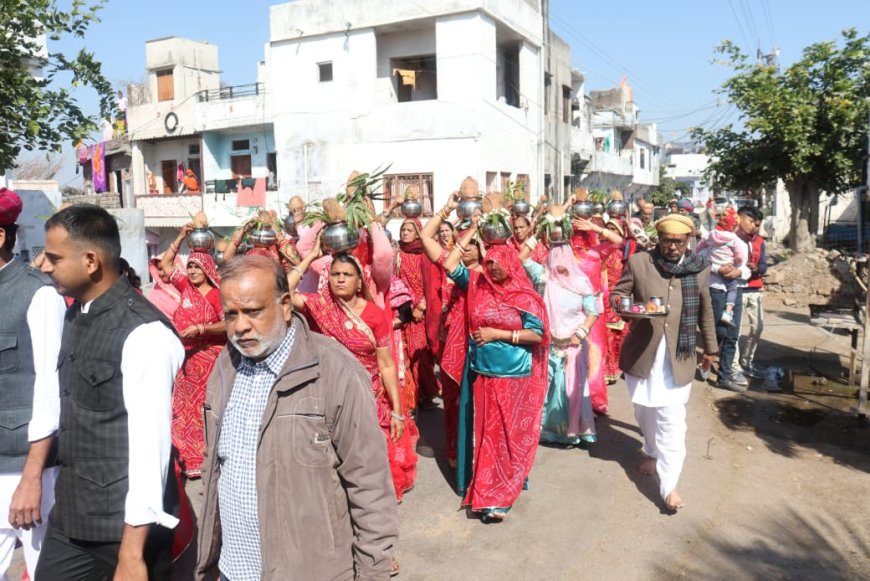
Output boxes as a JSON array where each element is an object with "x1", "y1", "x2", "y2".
[{"x1": 147, "y1": 174, "x2": 692, "y2": 532}]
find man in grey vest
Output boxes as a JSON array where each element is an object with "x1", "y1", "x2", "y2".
[
  {"x1": 31, "y1": 204, "x2": 184, "y2": 580},
  {"x1": 0, "y1": 188, "x2": 66, "y2": 577}
]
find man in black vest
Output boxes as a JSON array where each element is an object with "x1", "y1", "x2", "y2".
[
  {"x1": 32, "y1": 204, "x2": 184, "y2": 580},
  {"x1": 0, "y1": 188, "x2": 66, "y2": 578}
]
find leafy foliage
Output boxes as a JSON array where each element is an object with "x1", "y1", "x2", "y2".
[
  {"x1": 692, "y1": 29, "x2": 870, "y2": 250},
  {"x1": 0, "y1": 1, "x2": 114, "y2": 172},
  {"x1": 647, "y1": 166, "x2": 677, "y2": 207},
  {"x1": 535, "y1": 213, "x2": 572, "y2": 241}
]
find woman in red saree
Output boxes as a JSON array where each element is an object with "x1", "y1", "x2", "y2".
[
  {"x1": 596, "y1": 218, "x2": 631, "y2": 383},
  {"x1": 508, "y1": 214, "x2": 548, "y2": 264},
  {"x1": 160, "y1": 226, "x2": 227, "y2": 480},
  {"x1": 395, "y1": 217, "x2": 439, "y2": 408},
  {"x1": 444, "y1": 219, "x2": 550, "y2": 522},
  {"x1": 290, "y1": 246, "x2": 418, "y2": 503},
  {"x1": 420, "y1": 198, "x2": 484, "y2": 469}
]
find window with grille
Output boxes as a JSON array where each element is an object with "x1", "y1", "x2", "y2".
[{"x1": 382, "y1": 173, "x2": 434, "y2": 217}]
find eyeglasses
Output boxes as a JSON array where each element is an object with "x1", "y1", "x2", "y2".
[{"x1": 659, "y1": 238, "x2": 687, "y2": 249}]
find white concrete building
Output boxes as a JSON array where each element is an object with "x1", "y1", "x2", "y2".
[
  {"x1": 663, "y1": 144, "x2": 713, "y2": 203},
  {"x1": 578, "y1": 82, "x2": 660, "y2": 196},
  {"x1": 268, "y1": 0, "x2": 547, "y2": 213},
  {"x1": 123, "y1": 37, "x2": 278, "y2": 251}
]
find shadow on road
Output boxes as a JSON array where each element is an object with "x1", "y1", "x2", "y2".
[
  {"x1": 588, "y1": 415, "x2": 674, "y2": 514},
  {"x1": 413, "y1": 406, "x2": 457, "y2": 492},
  {"x1": 657, "y1": 505, "x2": 870, "y2": 579},
  {"x1": 714, "y1": 393, "x2": 870, "y2": 473}
]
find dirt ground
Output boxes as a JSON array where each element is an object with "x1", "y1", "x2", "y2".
[
  {"x1": 9, "y1": 304, "x2": 870, "y2": 580},
  {"x1": 396, "y1": 302, "x2": 870, "y2": 580}
]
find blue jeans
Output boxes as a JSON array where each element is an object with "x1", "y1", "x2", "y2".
[{"x1": 711, "y1": 287, "x2": 743, "y2": 381}]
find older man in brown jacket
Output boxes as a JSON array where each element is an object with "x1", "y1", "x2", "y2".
[
  {"x1": 612, "y1": 214, "x2": 718, "y2": 512},
  {"x1": 196, "y1": 256, "x2": 398, "y2": 580}
]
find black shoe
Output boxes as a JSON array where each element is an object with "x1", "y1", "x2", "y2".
[{"x1": 715, "y1": 378, "x2": 747, "y2": 393}]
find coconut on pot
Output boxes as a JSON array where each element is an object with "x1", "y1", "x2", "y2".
[{"x1": 459, "y1": 176, "x2": 480, "y2": 199}]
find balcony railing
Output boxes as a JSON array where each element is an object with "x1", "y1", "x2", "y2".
[
  {"x1": 589, "y1": 151, "x2": 633, "y2": 176},
  {"x1": 197, "y1": 83, "x2": 264, "y2": 103}
]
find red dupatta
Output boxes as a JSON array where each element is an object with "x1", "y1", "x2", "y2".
[
  {"x1": 172, "y1": 252, "x2": 224, "y2": 350},
  {"x1": 474, "y1": 245, "x2": 550, "y2": 347}
]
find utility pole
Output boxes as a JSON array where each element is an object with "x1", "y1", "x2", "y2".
[{"x1": 858, "y1": 103, "x2": 869, "y2": 418}]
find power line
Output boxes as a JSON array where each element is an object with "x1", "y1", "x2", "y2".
[
  {"x1": 738, "y1": 0, "x2": 761, "y2": 48},
  {"x1": 548, "y1": 11, "x2": 676, "y2": 113},
  {"x1": 726, "y1": 0, "x2": 753, "y2": 50},
  {"x1": 761, "y1": 0, "x2": 778, "y2": 49}
]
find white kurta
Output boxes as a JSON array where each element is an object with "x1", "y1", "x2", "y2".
[
  {"x1": 624, "y1": 336, "x2": 691, "y2": 501},
  {"x1": 625, "y1": 336, "x2": 692, "y2": 407}
]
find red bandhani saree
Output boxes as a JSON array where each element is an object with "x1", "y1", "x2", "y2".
[
  {"x1": 396, "y1": 218, "x2": 439, "y2": 405},
  {"x1": 300, "y1": 284, "x2": 419, "y2": 501},
  {"x1": 598, "y1": 240, "x2": 630, "y2": 383},
  {"x1": 507, "y1": 236, "x2": 549, "y2": 264},
  {"x1": 437, "y1": 251, "x2": 466, "y2": 465},
  {"x1": 462, "y1": 245, "x2": 550, "y2": 512},
  {"x1": 169, "y1": 253, "x2": 225, "y2": 477}
]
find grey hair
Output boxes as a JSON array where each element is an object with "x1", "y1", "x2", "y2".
[{"x1": 218, "y1": 255, "x2": 289, "y2": 298}]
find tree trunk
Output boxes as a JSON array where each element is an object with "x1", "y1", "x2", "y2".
[{"x1": 786, "y1": 179, "x2": 820, "y2": 252}]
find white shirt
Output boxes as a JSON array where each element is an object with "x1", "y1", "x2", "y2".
[
  {"x1": 0, "y1": 259, "x2": 66, "y2": 445},
  {"x1": 26, "y1": 286, "x2": 67, "y2": 442},
  {"x1": 80, "y1": 301, "x2": 184, "y2": 528}
]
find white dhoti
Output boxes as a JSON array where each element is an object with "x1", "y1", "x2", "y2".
[
  {"x1": 625, "y1": 337, "x2": 691, "y2": 501},
  {"x1": 0, "y1": 467, "x2": 57, "y2": 580}
]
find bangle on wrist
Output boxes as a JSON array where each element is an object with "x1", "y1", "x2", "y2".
[
  {"x1": 198, "y1": 324, "x2": 206, "y2": 335},
  {"x1": 511, "y1": 330, "x2": 520, "y2": 345},
  {"x1": 391, "y1": 411, "x2": 406, "y2": 421}
]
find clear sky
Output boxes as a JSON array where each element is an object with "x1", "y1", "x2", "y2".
[{"x1": 43, "y1": 0, "x2": 868, "y2": 188}]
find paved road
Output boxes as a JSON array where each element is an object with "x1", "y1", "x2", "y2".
[
  {"x1": 396, "y1": 306, "x2": 870, "y2": 580},
  {"x1": 8, "y1": 306, "x2": 870, "y2": 580}
]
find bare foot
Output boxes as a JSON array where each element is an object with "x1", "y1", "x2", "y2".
[
  {"x1": 665, "y1": 491, "x2": 685, "y2": 511},
  {"x1": 639, "y1": 458, "x2": 657, "y2": 475},
  {"x1": 391, "y1": 558, "x2": 400, "y2": 577}
]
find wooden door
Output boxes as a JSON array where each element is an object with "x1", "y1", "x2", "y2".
[
  {"x1": 161, "y1": 160, "x2": 177, "y2": 193},
  {"x1": 231, "y1": 155, "x2": 252, "y2": 178},
  {"x1": 157, "y1": 70, "x2": 174, "y2": 102}
]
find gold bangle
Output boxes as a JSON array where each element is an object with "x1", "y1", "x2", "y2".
[
  {"x1": 512, "y1": 330, "x2": 519, "y2": 345},
  {"x1": 439, "y1": 210, "x2": 449, "y2": 220}
]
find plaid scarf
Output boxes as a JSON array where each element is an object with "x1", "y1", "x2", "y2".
[{"x1": 651, "y1": 248, "x2": 709, "y2": 360}]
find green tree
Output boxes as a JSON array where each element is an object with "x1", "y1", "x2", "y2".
[
  {"x1": 692, "y1": 29, "x2": 870, "y2": 251},
  {"x1": 647, "y1": 165, "x2": 677, "y2": 207},
  {"x1": 0, "y1": 1, "x2": 114, "y2": 173}
]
